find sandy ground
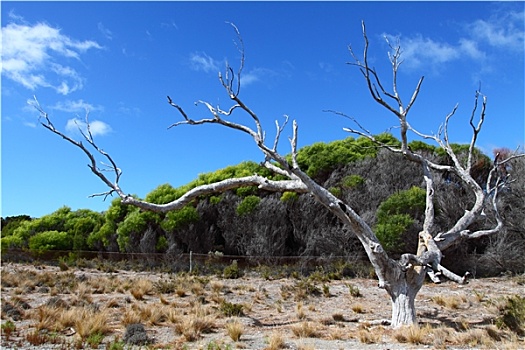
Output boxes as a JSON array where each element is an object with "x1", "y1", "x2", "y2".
[{"x1": 1, "y1": 262, "x2": 524, "y2": 349}]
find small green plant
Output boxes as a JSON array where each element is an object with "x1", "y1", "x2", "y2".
[
  {"x1": 1, "y1": 320, "x2": 16, "y2": 339},
  {"x1": 347, "y1": 283, "x2": 362, "y2": 297},
  {"x1": 106, "y1": 338, "x2": 125, "y2": 350},
  {"x1": 220, "y1": 301, "x2": 244, "y2": 317},
  {"x1": 154, "y1": 279, "x2": 177, "y2": 294},
  {"x1": 236, "y1": 186, "x2": 257, "y2": 197},
  {"x1": 280, "y1": 191, "x2": 298, "y2": 202},
  {"x1": 328, "y1": 186, "x2": 342, "y2": 198},
  {"x1": 294, "y1": 278, "x2": 321, "y2": 300},
  {"x1": 496, "y1": 295, "x2": 525, "y2": 335},
  {"x1": 205, "y1": 340, "x2": 233, "y2": 350},
  {"x1": 342, "y1": 174, "x2": 365, "y2": 188},
  {"x1": 86, "y1": 332, "x2": 104, "y2": 348},
  {"x1": 322, "y1": 284, "x2": 330, "y2": 297},
  {"x1": 236, "y1": 195, "x2": 260, "y2": 216},
  {"x1": 223, "y1": 260, "x2": 242, "y2": 279},
  {"x1": 209, "y1": 195, "x2": 222, "y2": 204},
  {"x1": 58, "y1": 257, "x2": 69, "y2": 271}
]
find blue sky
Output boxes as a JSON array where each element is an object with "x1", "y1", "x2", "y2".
[{"x1": 2, "y1": 1, "x2": 524, "y2": 218}]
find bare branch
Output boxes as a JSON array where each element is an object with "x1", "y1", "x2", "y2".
[
  {"x1": 31, "y1": 97, "x2": 124, "y2": 199},
  {"x1": 272, "y1": 115, "x2": 290, "y2": 152},
  {"x1": 122, "y1": 175, "x2": 308, "y2": 213}
]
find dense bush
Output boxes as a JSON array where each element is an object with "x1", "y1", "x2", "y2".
[
  {"x1": 1, "y1": 207, "x2": 103, "y2": 251},
  {"x1": 162, "y1": 205, "x2": 200, "y2": 232},
  {"x1": 294, "y1": 134, "x2": 400, "y2": 180},
  {"x1": 28, "y1": 230, "x2": 71, "y2": 251},
  {"x1": 374, "y1": 186, "x2": 427, "y2": 254},
  {"x1": 236, "y1": 195, "x2": 260, "y2": 216}
]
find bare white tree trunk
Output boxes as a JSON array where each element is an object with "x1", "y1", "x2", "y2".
[{"x1": 33, "y1": 21, "x2": 523, "y2": 329}]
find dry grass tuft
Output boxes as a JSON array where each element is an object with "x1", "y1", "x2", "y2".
[
  {"x1": 265, "y1": 331, "x2": 286, "y2": 350},
  {"x1": 449, "y1": 328, "x2": 493, "y2": 347},
  {"x1": 33, "y1": 305, "x2": 62, "y2": 332},
  {"x1": 290, "y1": 321, "x2": 322, "y2": 338},
  {"x1": 73, "y1": 308, "x2": 113, "y2": 339},
  {"x1": 296, "y1": 302, "x2": 307, "y2": 320},
  {"x1": 357, "y1": 328, "x2": 382, "y2": 343},
  {"x1": 129, "y1": 278, "x2": 154, "y2": 300},
  {"x1": 393, "y1": 324, "x2": 431, "y2": 345},
  {"x1": 351, "y1": 303, "x2": 365, "y2": 313},
  {"x1": 225, "y1": 319, "x2": 244, "y2": 341},
  {"x1": 173, "y1": 304, "x2": 217, "y2": 341},
  {"x1": 432, "y1": 294, "x2": 463, "y2": 309}
]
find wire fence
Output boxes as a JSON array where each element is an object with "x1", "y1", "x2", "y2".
[{"x1": 0, "y1": 248, "x2": 372, "y2": 276}]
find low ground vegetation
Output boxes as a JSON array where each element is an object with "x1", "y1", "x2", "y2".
[{"x1": 1, "y1": 262, "x2": 524, "y2": 349}]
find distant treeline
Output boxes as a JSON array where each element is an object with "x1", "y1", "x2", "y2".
[{"x1": 2, "y1": 134, "x2": 524, "y2": 276}]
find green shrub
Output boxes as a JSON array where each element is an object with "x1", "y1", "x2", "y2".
[
  {"x1": 407, "y1": 140, "x2": 436, "y2": 153},
  {"x1": 236, "y1": 186, "x2": 257, "y2": 197},
  {"x1": 375, "y1": 214, "x2": 414, "y2": 253},
  {"x1": 162, "y1": 206, "x2": 200, "y2": 232},
  {"x1": 156, "y1": 236, "x2": 168, "y2": 252},
  {"x1": 236, "y1": 195, "x2": 260, "y2": 216},
  {"x1": 280, "y1": 191, "x2": 299, "y2": 202},
  {"x1": 342, "y1": 174, "x2": 365, "y2": 189},
  {"x1": 223, "y1": 260, "x2": 242, "y2": 279},
  {"x1": 374, "y1": 186, "x2": 426, "y2": 253},
  {"x1": 220, "y1": 301, "x2": 244, "y2": 317},
  {"x1": 328, "y1": 187, "x2": 342, "y2": 198},
  {"x1": 294, "y1": 134, "x2": 400, "y2": 179},
  {"x1": 28, "y1": 230, "x2": 71, "y2": 251},
  {"x1": 209, "y1": 195, "x2": 222, "y2": 204},
  {"x1": 1, "y1": 235, "x2": 24, "y2": 250},
  {"x1": 496, "y1": 295, "x2": 525, "y2": 335}
]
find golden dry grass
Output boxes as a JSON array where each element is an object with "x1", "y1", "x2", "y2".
[
  {"x1": 225, "y1": 319, "x2": 244, "y2": 341},
  {"x1": 290, "y1": 321, "x2": 322, "y2": 338},
  {"x1": 2, "y1": 263, "x2": 524, "y2": 350},
  {"x1": 265, "y1": 331, "x2": 286, "y2": 350},
  {"x1": 393, "y1": 324, "x2": 432, "y2": 345}
]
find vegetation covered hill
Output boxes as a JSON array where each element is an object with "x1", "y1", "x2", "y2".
[{"x1": 2, "y1": 135, "x2": 524, "y2": 276}]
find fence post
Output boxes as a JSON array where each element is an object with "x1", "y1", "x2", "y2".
[{"x1": 189, "y1": 251, "x2": 193, "y2": 273}]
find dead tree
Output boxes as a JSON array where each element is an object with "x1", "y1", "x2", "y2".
[{"x1": 34, "y1": 22, "x2": 522, "y2": 328}]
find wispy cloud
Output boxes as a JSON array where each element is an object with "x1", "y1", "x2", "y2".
[
  {"x1": 240, "y1": 67, "x2": 280, "y2": 87},
  {"x1": 189, "y1": 52, "x2": 222, "y2": 73},
  {"x1": 1, "y1": 17, "x2": 102, "y2": 95},
  {"x1": 65, "y1": 118, "x2": 112, "y2": 137},
  {"x1": 97, "y1": 22, "x2": 113, "y2": 40},
  {"x1": 161, "y1": 20, "x2": 179, "y2": 30},
  {"x1": 383, "y1": 9, "x2": 524, "y2": 71},
  {"x1": 385, "y1": 34, "x2": 462, "y2": 69},
  {"x1": 51, "y1": 99, "x2": 104, "y2": 113},
  {"x1": 467, "y1": 11, "x2": 524, "y2": 51}
]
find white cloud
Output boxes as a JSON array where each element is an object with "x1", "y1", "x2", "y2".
[
  {"x1": 97, "y1": 22, "x2": 113, "y2": 40},
  {"x1": 467, "y1": 11, "x2": 524, "y2": 51},
  {"x1": 51, "y1": 99, "x2": 104, "y2": 113},
  {"x1": 66, "y1": 118, "x2": 112, "y2": 137},
  {"x1": 386, "y1": 34, "x2": 461, "y2": 70},
  {"x1": 240, "y1": 67, "x2": 279, "y2": 87},
  {"x1": 189, "y1": 52, "x2": 222, "y2": 73},
  {"x1": 382, "y1": 9, "x2": 524, "y2": 71},
  {"x1": 1, "y1": 19, "x2": 102, "y2": 95}
]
